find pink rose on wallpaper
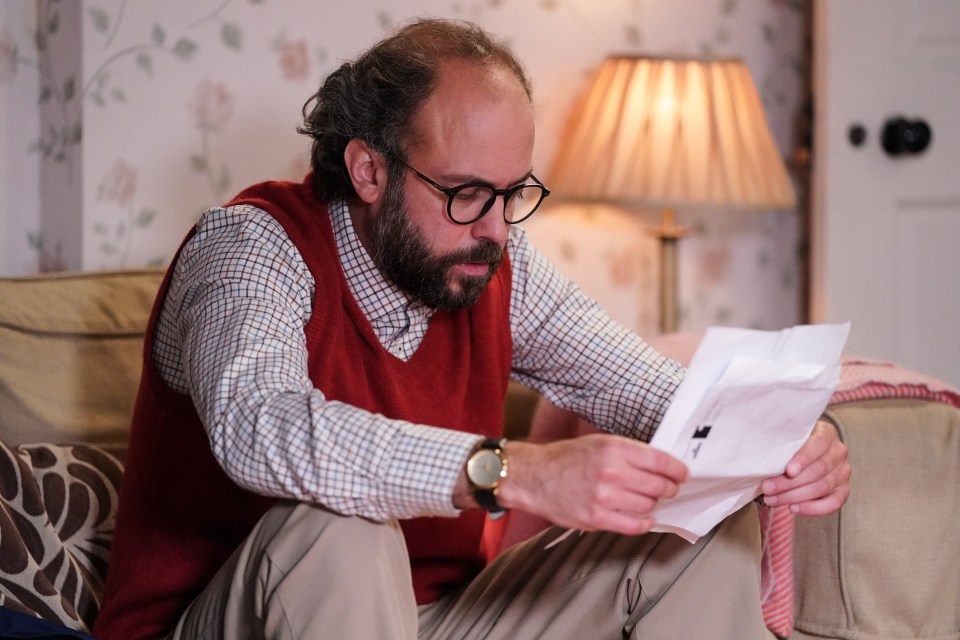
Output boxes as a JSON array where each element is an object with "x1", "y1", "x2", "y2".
[
  {"x1": 0, "y1": 28, "x2": 17, "y2": 85},
  {"x1": 99, "y1": 159, "x2": 138, "y2": 207},
  {"x1": 696, "y1": 245, "x2": 732, "y2": 287},
  {"x1": 278, "y1": 39, "x2": 310, "y2": 82},
  {"x1": 605, "y1": 245, "x2": 640, "y2": 287},
  {"x1": 190, "y1": 80, "x2": 234, "y2": 132}
]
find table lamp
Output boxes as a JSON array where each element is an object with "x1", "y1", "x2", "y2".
[{"x1": 548, "y1": 55, "x2": 797, "y2": 333}]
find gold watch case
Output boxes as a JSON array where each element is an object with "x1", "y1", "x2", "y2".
[{"x1": 466, "y1": 444, "x2": 507, "y2": 490}]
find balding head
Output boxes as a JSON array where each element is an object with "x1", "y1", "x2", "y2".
[{"x1": 299, "y1": 18, "x2": 533, "y2": 202}]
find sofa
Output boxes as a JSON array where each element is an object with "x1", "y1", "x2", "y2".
[{"x1": 0, "y1": 269, "x2": 958, "y2": 639}]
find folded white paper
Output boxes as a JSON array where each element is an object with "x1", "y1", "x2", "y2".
[{"x1": 647, "y1": 322, "x2": 850, "y2": 542}]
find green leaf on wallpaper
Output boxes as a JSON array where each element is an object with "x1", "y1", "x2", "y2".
[
  {"x1": 721, "y1": 0, "x2": 737, "y2": 15},
  {"x1": 376, "y1": 11, "x2": 393, "y2": 29},
  {"x1": 219, "y1": 167, "x2": 231, "y2": 193},
  {"x1": 63, "y1": 76, "x2": 75, "y2": 101},
  {"x1": 781, "y1": 267, "x2": 794, "y2": 289},
  {"x1": 111, "y1": 87, "x2": 126, "y2": 102},
  {"x1": 624, "y1": 24, "x2": 642, "y2": 47},
  {"x1": 93, "y1": 222, "x2": 107, "y2": 235},
  {"x1": 152, "y1": 24, "x2": 166, "y2": 46},
  {"x1": 190, "y1": 154, "x2": 208, "y2": 171},
  {"x1": 27, "y1": 232, "x2": 43, "y2": 250},
  {"x1": 94, "y1": 69, "x2": 110, "y2": 90},
  {"x1": 88, "y1": 72, "x2": 109, "y2": 107},
  {"x1": 222, "y1": 23, "x2": 243, "y2": 51},
  {"x1": 88, "y1": 7, "x2": 110, "y2": 33},
  {"x1": 136, "y1": 209, "x2": 157, "y2": 228},
  {"x1": 172, "y1": 39, "x2": 198, "y2": 61},
  {"x1": 34, "y1": 31, "x2": 47, "y2": 53},
  {"x1": 790, "y1": 58, "x2": 802, "y2": 77},
  {"x1": 39, "y1": 85, "x2": 52, "y2": 104},
  {"x1": 72, "y1": 122, "x2": 82, "y2": 143},
  {"x1": 716, "y1": 28, "x2": 730, "y2": 45},
  {"x1": 762, "y1": 22, "x2": 776, "y2": 44},
  {"x1": 48, "y1": 11, "x2": 61, "y2": 35},
  {"x1": 249, "y1": 0, "x2": 265, "y2": 4},
  {"x1": 136, "y1": 52, "x2": 153, "y2": 76},
  {"x1": 100, "y1": 243, "x2": 118, "y2": 256}
]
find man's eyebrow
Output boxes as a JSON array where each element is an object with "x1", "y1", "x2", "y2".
[{"x1": 440, "y1": 168, "x2": 535, "y2": 188}]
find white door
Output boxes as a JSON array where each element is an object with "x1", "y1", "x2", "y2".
[{"x1": 811, "y1": 0, "x2": 960, "y2": 387}]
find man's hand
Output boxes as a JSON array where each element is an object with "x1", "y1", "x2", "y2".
[
  {"x1": 760, "y1": 420, "x2": 851, "y2": 515},
  {"x1": 494, "y1": 434, "x2": 688, "y2": 536}
]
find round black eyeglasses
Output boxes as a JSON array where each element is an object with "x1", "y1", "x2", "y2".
[{"x1": 392, "y1": 157, "x2": 550, "y2": 225}]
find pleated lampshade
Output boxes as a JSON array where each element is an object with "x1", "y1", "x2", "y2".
[{"x1": 548, "y1": 56, "x2": 796, "y2": 212}]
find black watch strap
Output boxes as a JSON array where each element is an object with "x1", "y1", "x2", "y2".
[{"x1": 475, "y1": 486, "x2": 503, "y2": 513}]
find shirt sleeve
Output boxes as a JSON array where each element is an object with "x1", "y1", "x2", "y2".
[
  {"x1": 506, "y1": 227, "x2": 686, "y2": 442},
  {"x1": 155, "y1": 205, "x2": 479, "y2": 521}
]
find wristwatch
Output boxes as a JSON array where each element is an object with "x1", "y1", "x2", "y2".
[{"x1": 466, "y1": 438, "x2": 508, "y2": 519}]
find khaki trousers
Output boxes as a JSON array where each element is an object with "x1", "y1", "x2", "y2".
[{"x1": 168, "y1": 501, "x2": 772, "y2": 639}]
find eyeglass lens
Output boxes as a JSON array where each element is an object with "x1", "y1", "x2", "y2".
[{"x1": 449, "y1": 184, "x2": 545, "y2": 224}]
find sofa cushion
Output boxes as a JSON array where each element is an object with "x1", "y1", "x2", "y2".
[
  {"x1": 0, "y1": 270, "x2": 164, "y2": 445},
  {"x1": 0, "y1": 440, "x2": 124, "y2": 632}
]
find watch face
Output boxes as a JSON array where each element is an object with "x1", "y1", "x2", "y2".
[{"x1": 467, "y1": 448, "x2": 504, "y2": 489}]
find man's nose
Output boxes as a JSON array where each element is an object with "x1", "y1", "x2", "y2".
[{"x1": 470, "y1": 197, "x2": 510, "y2": 246}]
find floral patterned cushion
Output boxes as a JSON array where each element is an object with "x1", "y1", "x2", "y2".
[{"x1": 0, "y1": 440, "x2": 124, "y2": 633}]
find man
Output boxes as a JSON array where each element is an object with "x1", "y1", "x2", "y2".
[{"x1": 94, "y1": 17, "x2": 850, "y2": 640}]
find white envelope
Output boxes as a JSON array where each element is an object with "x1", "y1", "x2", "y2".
[{"x1": 647, "y1": 322, "x2": 850, "y2": 542}]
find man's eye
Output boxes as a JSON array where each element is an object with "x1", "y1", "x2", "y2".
[{"x1": 453, "y1": 187, "x2": 488, "y2": 202}]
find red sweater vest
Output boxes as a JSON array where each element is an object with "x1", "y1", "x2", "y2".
[{"x1": 94, "y1": 178, "x2": 512, "y2": 639}]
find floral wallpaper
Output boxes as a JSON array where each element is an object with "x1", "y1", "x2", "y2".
[{"x1": 0, "y1": 0, "x2": 807, "y2": 335}]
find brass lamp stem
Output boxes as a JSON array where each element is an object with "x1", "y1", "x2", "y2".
[{"x1": 649, "y1": 207, "x2": 691, "y2": 334}]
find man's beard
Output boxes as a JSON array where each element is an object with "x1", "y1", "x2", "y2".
[{"x1": 369, "y1": 173, "x2": 504, "y2": 311}]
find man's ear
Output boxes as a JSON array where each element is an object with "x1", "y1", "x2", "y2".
[{"x1": 344, "y1": 139, "x2": 388, "y2": 204}]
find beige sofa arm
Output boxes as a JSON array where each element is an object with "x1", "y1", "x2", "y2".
[{"x1": 792, "y1": 398, "x2": 960, "y2": 640}]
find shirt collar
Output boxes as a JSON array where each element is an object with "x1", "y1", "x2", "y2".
[{"x1": 329, "y1": 199, "x2": 434, "y2": 329}]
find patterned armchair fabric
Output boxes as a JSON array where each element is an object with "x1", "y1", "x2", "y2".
[{"x1": 0, "y1": 441, "x2": 124, "y2": 632}]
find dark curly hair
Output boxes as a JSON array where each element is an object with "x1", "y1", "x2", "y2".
[{"x1": 298, "y1": 18, "x2": 532, "y2": 202}]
